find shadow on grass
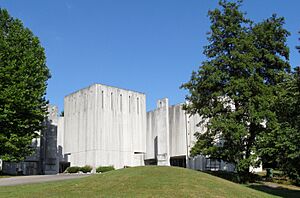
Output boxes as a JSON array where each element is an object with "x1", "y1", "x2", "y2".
[
  {"x1": 203, "y1": 171, "x2": 300, "y2": 197},
  {"x1": 247, "y1": 184, "x2": 300, "y2": 198},
  {"x1": 204, "y1": 170, "x2": 261, "y2": 183}
]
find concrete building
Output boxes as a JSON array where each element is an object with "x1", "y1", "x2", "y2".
[
  {"x1": 59, "y1": 84, "x2": 235, "y2": 172},
  {"x1": 3, "y1": 83, "x2": 251, "y2": 175},
  {"x1": 2, "y1": 105, "x2": 59, "y2": 175},
  {"x1": 60, "y1": 84, "x2": 146, "y2": 169},
  {"x1": 145, "y1": 98, "x2": 235, "y2": 171}
]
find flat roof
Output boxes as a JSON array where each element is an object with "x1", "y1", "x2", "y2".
[{"x1": 65, "y1": 83, "x2": 145, "y2": 98}]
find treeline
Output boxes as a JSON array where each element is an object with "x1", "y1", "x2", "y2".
[{"x1": 182, "y1": 0, "x2": 300, "y2": 184}]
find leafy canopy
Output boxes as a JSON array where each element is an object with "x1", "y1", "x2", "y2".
[
  {"x1": 0, "y1": 9, "x2": 50, "y2": 161},
  {"x1": 181, "y1": 0, "x2": 290, "y2": 177},
  {"x1": 260, "y1": 35, "x2": 300, "y2": 184}
]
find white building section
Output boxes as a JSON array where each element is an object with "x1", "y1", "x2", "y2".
[
  {"x1": 63, "y1": 84, "x2": 146, "y2": 169},
  {"x1": 58, "y1": 84, "x2": 238, "y2": 172},
  {"x1": 2, "y1": 83, "x2": 249, "y2": 175},
  {"x1": 145, "y1": 98, "x2": 236, "y2": 172}
]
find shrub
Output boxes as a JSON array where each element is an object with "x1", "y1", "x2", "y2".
[
  {"x1": 65, "y1": 166, "x2": 81, "y2": 173},
  {"x1": 80, "y1": 165, "x2": 93, "y2": 173},
  {"x1": 96, "y1": 166, "x2": 115, "y2": 173},
  {"x1": 204, "y1": 170, "x2": 262, "y2": 183}
]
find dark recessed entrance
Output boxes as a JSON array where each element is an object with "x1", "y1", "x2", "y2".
[
  {"x1": 59, "y1": 162, "x2": 70, "y2": 173},
  {"x1": 170, "y1": 156, "x2": 186, "y2": 168}
]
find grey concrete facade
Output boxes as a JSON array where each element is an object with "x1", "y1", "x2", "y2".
[
  {"x1": 145, "y1": 98, "x2": 170, "y2": 165},
  {"x1": 2, "y1": 105, "x2": 59, "y2": 175},
  {"x1": 62, "y1": 84, "x2": 146, "y2": 169},
  {"x1": 2, "y1": 83, "x2": 241, "y2": 175},
  {"x1": 146, "y1": 98, "x2": 236, "y2": 171},
  {"x1": 56, "y1": 84, "x2": 236, "y2": 172}
]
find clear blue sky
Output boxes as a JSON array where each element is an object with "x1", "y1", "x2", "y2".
[{"x1": 0, "y1": 0, "x2": 299, "y2": 111}]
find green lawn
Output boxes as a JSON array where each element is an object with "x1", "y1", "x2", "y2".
[
  {"x1": 0, "y1": 176, "x2": 11, "y2": 179},
  {"x1": 0, "y1": 166, "x2": 297, "y2": 198}
]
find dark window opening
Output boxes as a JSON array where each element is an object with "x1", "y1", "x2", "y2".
[
  {"x1": 111, "y1": 92, "x2": 113, "y2": 110},
  {"x1": 137, "y1": 97, "x2": 139, "y2": 114},
  {"x1": 205, "y1": 158, "x2": 221, "y2": 171},
  {"x1": 170, "y1": 156, "x2": 186, "y2": 168},
  {"x1": 120, "y1": 94, "x2": 122, "y2": 112},
  {"x1": 101, "y1": 91, "x2": 104, "y2": 108},
  {"x1": 129, "y1": 96, "x2": 131, "y2": 113}
]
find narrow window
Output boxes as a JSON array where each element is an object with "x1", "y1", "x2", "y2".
[
  {"x1": 111, "y1": 92, "x2": 113, "y2": 110},
  {"x1": 137, "y1": 97, "x2": 139, "y2": 114},
  {"x1": 120, "y1": 94, "x2": 122, "y2": 112},
  {"x1": 101, "y1": 91, "x2": 104, "y2": 108},
  {"x1": 129, "y1": 96, "x2": 131, "y2": 113}
]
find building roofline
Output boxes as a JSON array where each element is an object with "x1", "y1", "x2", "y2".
[
  {"x1": 65, "y1": 83, "x2": 145, "y2": 98},
  {"x1": 95, "y1": 83, "x2": 145, "y2": 95}
]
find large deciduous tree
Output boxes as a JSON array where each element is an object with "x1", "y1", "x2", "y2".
[
  {"x1": 181, "y1": 0, "x2": 290, "y2": 181},
  {"x1": 0, "y1": 9, "x2": 50, "y2": 161},
  {"x1": 263, "y1": 68, "x2": 300, "y2": 185},
  {"x1": 261, "y1": 34, "x2": 300, "y2": 185}
]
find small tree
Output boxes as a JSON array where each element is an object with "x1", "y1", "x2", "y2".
[
  {"x1": 0, "y1": 9, "x2": 50, "y2": 161},
  {"x1": 181, "y1": 0, "x2": 290, "y2": 181}
]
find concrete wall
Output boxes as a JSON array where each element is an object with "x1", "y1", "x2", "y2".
[
  {"x1": 145, "y1": 100, "x2": 236, "y2": 171},
  {"x1": 63, "y1": 84, "x2": 146, "y2": 169},
  {"x1": 169, "y1": 103, "x2": 188, "y2": 157},
  {"x1": 145, "y1": 98, "x2": 170, "y2": 165},
  {"x1": 40, "y1": 105, "x2": 59, "y2": 174},
  {"x1": 57, "y1": 117, "x2": 64, "y2": 162},
  {"x1": 2, "y1": 105, "x2": 59, "y2": 175},
  {"x1": 146, "y1": 102, "x2": 198, "y2": 161}
]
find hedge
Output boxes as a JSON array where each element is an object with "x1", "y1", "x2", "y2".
[{"x1": 96, "y1": 166, "x2": 115, "y2": 173}]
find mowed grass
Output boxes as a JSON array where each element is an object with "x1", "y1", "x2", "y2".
[
  {"x1": 0, "y1": 176, "x2": 11, "y2": 179},
  {"x1": 0, "y1": 166, "x2": 285, "y2": 198}
]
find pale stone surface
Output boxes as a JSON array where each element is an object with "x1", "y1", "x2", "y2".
[
  {"x1": 146, "y1": 101, "x2": 195, "y2": 166},
  {"x1": 145, "y1": 100, "x2": 236, "y2": 171},
  {"x1": 2, "y1": 83, "x2": 239, "y2": 175},
  {"x1": 63, "y1": 84, "x2": 146, "y2": 169},
  {"x1": 168, "y1": 104, "x2": 187, "y2": 157},
  {"x1": 146, "y1": 98, "x2": 170, "y2": 165},
  {"x1": 57, "y1": 116, "x2": 65, "y2": 164}
]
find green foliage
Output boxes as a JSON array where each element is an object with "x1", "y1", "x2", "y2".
[
  {"x1": 0, "y1": 9, "x2": 50, "y2": 161},
  {"x1": 181, "y1": 0, "x2": 290, "y2": 181},
  {"x1": 65, "y1": 165, "x2": 93, "y2": 173},
  {"x1": 260, "y1": 68, "x2": 300, "y2": 185},
  {"x1": 205, "y1": 170, "x2": 261, "y2": 183},
  {"x1": 80, "y1": 165, "x2": 93, "y2": 173},
  {"x1": 253, "y1": 31, "x2": 300, "y2": 185},
  {"x1": 96, "y1": 166, "x2": 115, "y2": 173},
  {"x1": 65, "y1": 166, "x2": 81, "y2": 173}
]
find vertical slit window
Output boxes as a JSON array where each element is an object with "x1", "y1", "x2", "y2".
[
  {"x1": 111, "y1": 92, "x2": 113, "y2": 110},
  {"x1": 129, "y1": 96, "x2": 131, "y2": 113},
  {"x1": 137, "y1": 97, "x2": 139, "y2": 114},
  {"x1": 120, "y1": 94, "x2": 122, "y2": 112},
  {"x1": 101, "y1": 91, "x2": 104, "y2": 108}
]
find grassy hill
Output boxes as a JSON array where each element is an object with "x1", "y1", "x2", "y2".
[{"x1": 0, "y1": 166, "x2": 286, "y2": 198}]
